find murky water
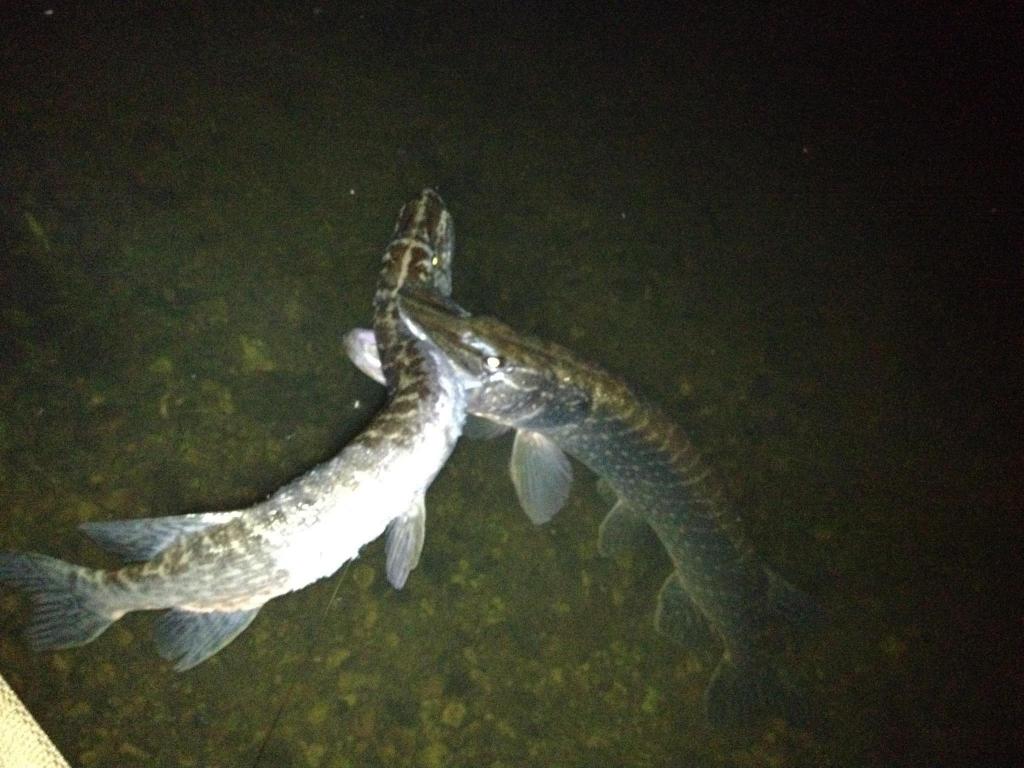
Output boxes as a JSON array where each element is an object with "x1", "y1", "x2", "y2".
[{"x1": 0, "y1": 4, "x2": 1017, "y2": 766}]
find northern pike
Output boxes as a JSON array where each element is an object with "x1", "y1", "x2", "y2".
[
  {"x1": 0, "y1": 190, "x2": 465, "y2": 670},
  {"x1": 349, "y1": 288, "x2": 822, "y2": 725}
]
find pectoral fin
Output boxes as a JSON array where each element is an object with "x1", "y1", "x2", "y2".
[
  {"x1": 385, "y1": 494, "x2": 426, "y2": 589},
  {"x1": 510, "y1": 430, "x2": 573, "y2": 525},
  {"x1": 154, "y1": 607, "x2": 260, "y2": 671},
  {"x1": 343, "y1": 327, "x2": 386, "y2": 385}
]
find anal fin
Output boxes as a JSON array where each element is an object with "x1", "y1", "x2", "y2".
[{"x1": 154, "y1": 607, "x2": 260, "y2": 671}]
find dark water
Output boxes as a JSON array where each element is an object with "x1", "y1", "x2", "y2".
[{"x1": 0, "y1": 3, "x2": 1019, "y2": 766}]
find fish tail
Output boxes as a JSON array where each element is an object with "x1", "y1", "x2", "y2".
[
  {"x1": 704, "y1": 652, "x2": 808, "y2": 727},
  {"x1": 0, "y1": 551, "x2": 116, "y2": 651}
]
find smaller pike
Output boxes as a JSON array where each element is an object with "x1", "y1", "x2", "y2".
[
  {"x1": 0, "y1": 191, "x2": 465, "y2": 670},
  {"x1": 346, "y1": 289, "x2": 822, "y2": 726}
]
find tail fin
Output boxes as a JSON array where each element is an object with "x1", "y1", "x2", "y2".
[
  {"x1": 0, "y1": 552, "x2": 115, "y2": 650},
  {"x1": 704, "y1": 653, "x2": 809, "y2": 728}
]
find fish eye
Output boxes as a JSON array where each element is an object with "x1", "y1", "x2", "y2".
[
  {"x1": 431, "y1": 255, "x2": 440, "y2": 267},
  {"x1": 484, "y1": 355, "x2": 502, "y2": 371}
]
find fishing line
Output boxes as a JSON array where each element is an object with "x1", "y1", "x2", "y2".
[{"x1": 249, "y1": 562, "x2": 351, "y2": 767}]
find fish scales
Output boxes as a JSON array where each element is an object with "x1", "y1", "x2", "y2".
[
  {"x1": 393, "y1": 277, "x2": 823, "y2": 727},
  {"x1": 0, "y1": 190, "x2": 465, "y2": 668}
]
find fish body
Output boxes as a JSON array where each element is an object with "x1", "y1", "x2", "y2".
[
  {"x1": 367, "y1": 189, "x2": 466, "y2": 589},
  {"x1": 390, "y1": 289, "x2": 822, "y2": 725},
  {"x1": 0, "y1": 191, "x2": 465, "y2": 669}
]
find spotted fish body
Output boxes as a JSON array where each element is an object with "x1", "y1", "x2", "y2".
[
  {"x1": 0, "y1": 191, "x2": 465, "y2": 670},
  {"x1": 394, "y1": 291, "x2": 822, "y2": 726}
]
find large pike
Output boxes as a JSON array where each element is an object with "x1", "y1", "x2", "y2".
[
  {"x1": 0, "y1": 190, "x2": 465, "y2": 669},
  {"x1": 351, "y1": 287, "x2": 823, "y2": 725}
]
